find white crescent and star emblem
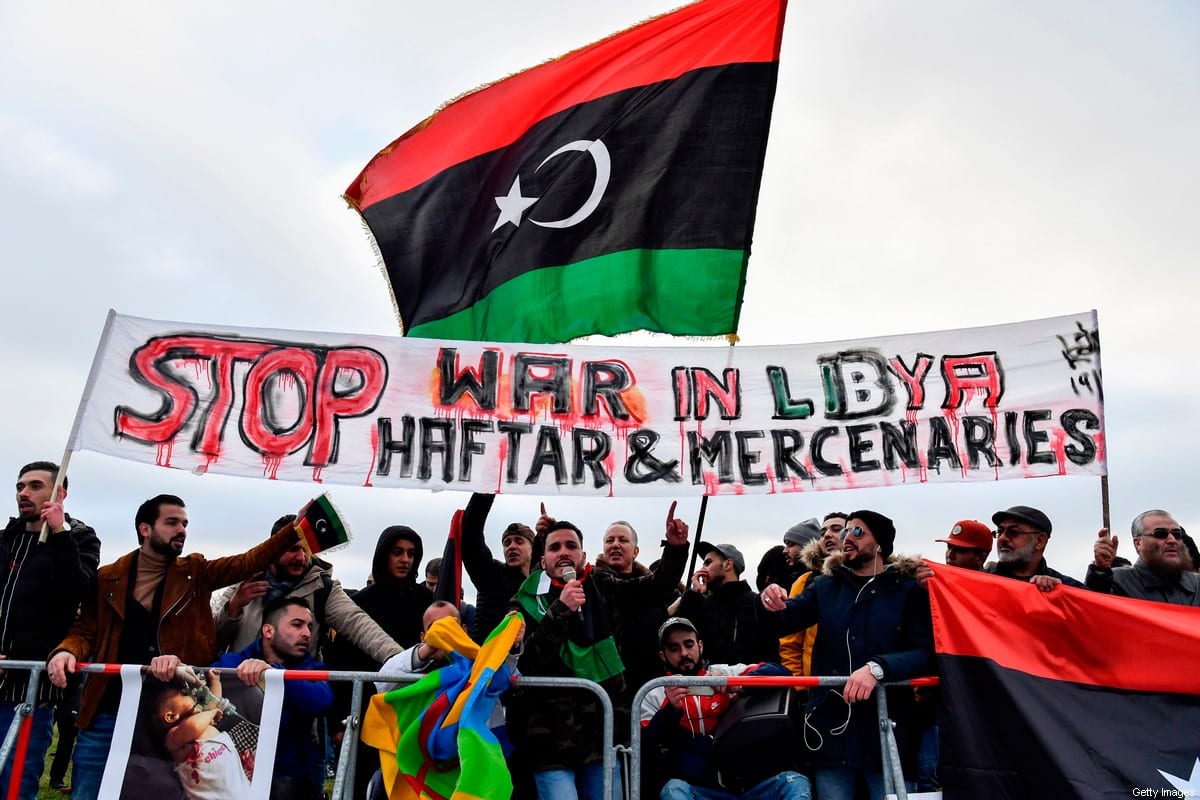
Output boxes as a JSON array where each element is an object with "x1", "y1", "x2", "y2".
[{"x1": 492, "y1": 139, "x2": 611, "y2": 232}]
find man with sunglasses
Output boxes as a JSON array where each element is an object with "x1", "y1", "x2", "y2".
[
  {"x1": 984, "y1": 505, "x2": 1083, "y2": 591},
  {"x1": 1086, "y1": 510, "x2": 1199, "y2": 605}
]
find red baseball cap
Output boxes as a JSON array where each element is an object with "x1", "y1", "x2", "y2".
[{"x1": 935, "y1": 520, "x2": 993, "y2": 553}]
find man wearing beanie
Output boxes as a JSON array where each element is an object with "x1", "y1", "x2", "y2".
[
  {"x1": 781, "y1": 518, "x2": 821, "y2": 581},
  {"x1": 460, "y1": 493, "x2": 536, "y2": 641},
  {"x1": 761, "y1": 510, "x2": 933, "y2": 800},
  {"x1": 779, "y1": 515, "x2": 848, "y2": 679}
]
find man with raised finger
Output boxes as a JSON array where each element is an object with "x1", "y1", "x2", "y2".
[{"x1": 1086, "y1": 510, "x2": 1199, "y2": 605}]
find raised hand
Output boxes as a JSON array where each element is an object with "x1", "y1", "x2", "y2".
[
  {"x1": 664, "y1": 501, "x2": 689, "y2": 546},
  {"x1": 1093, "y1": 528, "x2": 1117, "y2": 570}
]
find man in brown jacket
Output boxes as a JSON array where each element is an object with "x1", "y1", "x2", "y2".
[{"x1": 46, "y1": 493, "x2": 300, "y2": 800}]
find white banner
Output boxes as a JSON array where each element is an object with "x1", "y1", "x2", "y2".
[{"x1": 70, "y1": 310, "x2": 1105, "y2": 497}]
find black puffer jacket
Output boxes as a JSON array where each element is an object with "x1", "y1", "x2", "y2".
[
  {"x1": 0, "y1": 515, "x2": 100, "y2": 701},
  {"x1": 676, "y1": 579, "x2": 779, "y2": 666}
]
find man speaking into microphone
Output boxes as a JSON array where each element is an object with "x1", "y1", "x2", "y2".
[{"x1": 511, "y1": 502, "x2": 689, "y2": 800}]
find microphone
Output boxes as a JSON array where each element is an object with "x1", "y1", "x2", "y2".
[{"x1": 560, "y1": 566, "x2": 584, "y2": 622}]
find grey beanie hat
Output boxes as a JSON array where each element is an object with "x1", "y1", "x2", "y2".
[{"x1": 783, "y1": 518, "x2": 822, "y2": 547}]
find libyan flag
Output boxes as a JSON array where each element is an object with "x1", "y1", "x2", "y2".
[
  {"x1": 344, "y1": 0, "x2": 787, "y2": 343},
  {"x1": 927, "y1": 563, "x2": 1200, "y2": 799}
]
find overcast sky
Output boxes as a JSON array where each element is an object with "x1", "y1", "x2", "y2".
[{"x1": 1, "y1": 0, "x2": 1196, "y2": 593}]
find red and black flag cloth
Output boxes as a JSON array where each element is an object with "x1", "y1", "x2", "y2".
[
  {"x1": 434, "y1": 509, "x2": 464, "y2": 608},
  {"x1": 927, "y1": 562, "x2": 1200, "y2": 799},
  {"x1": 345, "y1": 0, "x2": 787, "y2": 343}
]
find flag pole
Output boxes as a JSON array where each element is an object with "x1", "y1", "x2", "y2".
[
  {"x1": 1093, "y1": 309, "x2": 1109, "y2": 531},
  {"x1": 1100, "y1": 475, "x2": 1111, "y2": 531},
  {"x1": 685, "y1": 495, "x2": 709, "y2": 583},
  {"x1": 39, "y1": 309, "x2": 119, "y2": 544},
  {"x1": 684, "y1": 333, "x2": 740, "y2": 581}
]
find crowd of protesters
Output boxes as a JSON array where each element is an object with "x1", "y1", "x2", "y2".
[{"x1": 2, "y1": 459, "x2": 1194, "y2": 800}]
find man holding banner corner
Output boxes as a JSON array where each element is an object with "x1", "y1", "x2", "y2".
[{"x1": 0, "y1": 460, "x2": 99, "y2": 799}]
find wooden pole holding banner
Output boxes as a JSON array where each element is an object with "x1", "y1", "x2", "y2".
[
  {"x1": 39, "y1": 309, "x2": 120, "y2": 544},
  {"x1": 1100, "y1": 475, "x2": 1111, "y2": 531},
  {"x1": 36, "y1": 449, "x2": 74, "y2": 545}
]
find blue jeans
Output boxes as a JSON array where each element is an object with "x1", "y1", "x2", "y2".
[
  {"x1": 534, "y1": 761, "x2": 622, "y2": 800},
  {"x1": 0, "y1": 702, "x2": 54, "y2": 800},
  {"x1": 70, "y1": 712, "x2": 117, "y2": 800},
  {"x1": 916, "y1": 724, "x2": 939, "y2": 791},
  {"x1": 812, "y1": 766, "x2": 915, "y2": 800},
  {"x1": 661, "y1": 771, "x2": 812, "y2": 800}
]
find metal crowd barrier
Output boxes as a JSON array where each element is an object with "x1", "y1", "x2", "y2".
[
  {"x1": 0, "y1": 660, "x2": 934, "y2": 800},
  {"x1": 0, "y1": 660, "x2": 615, "y2": 800},
  {"x1": 629, "y1": 673, "x2": 940, "y2": 800}
]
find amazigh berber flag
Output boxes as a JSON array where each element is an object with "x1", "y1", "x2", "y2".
[
  {"x1": 345, "y1": 0, "x2": 787, "y2": 343},
  {"x1": 927, "y1": 563, "x2": 1200, "y2": 799},
  {"x1": 362, "y1": 614, "x2": 523, "y2": 800}
]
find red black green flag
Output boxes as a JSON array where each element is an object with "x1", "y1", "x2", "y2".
[
  {"x1": 295, "y1": 492, "x2": 351, "y2": 555},
  {"x1": 927, "y1": 563, "x2": 1200, "y2": 799},
  {"x1": 345, "y1": 0, "x2": 787, "y2": 343}
]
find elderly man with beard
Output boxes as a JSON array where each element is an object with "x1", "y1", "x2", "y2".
[
  {"x1": 1086, "y1": 510, "x2": 1199, "y2": 604},
  {"x1": 761, "y1": 510, "x2": 933, "y2": 800},
  {"x1": 513, "y1": 508, "x2": 689, "y2": 800},
  {"x1": 641, "y1": 618, "x2": 810, "y2": 800},
  {"x1": 985, "y1": 505, "x2": 1083, "y2": 591}
]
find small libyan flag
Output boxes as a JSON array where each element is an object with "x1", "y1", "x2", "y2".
[{"x1": 295, "y1": 492, "x2": 351, "y2": 555}]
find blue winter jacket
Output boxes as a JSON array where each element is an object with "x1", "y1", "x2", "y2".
[
  {"x1": 213, "y1": 641, "x2": 334, "y2": 790},
  {"x1": 767, "y1": 553, "x2": 934, "y2": 773}
]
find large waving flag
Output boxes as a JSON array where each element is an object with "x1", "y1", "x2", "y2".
[
  {"x1": 362, "y1": 614, "x2": 523, "y2": 800},
  {"x1": 345, "y1": 0, "x2": 787, "y2": 343},
  {"x1": 927, "y1": 563, "x2": 1200, "y2": 799}
]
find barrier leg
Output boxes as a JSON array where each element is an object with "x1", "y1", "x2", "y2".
[
  {"x1": 875, "y1": 689, "x2": 908, "y2": 800},
  {"x1": 332, "y1": 679, "x2": 364, "y2": 800}
]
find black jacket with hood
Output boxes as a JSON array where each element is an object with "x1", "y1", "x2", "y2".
[{"x1": 347, "y1": 525, "x2": 433, "y2": 653}]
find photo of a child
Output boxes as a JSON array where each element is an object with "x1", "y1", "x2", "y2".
[{"x1": 145, "y1": 670, "x2": 251, "y2": 799}]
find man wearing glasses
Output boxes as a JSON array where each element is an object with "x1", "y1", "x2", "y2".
[
  {"x1": 1085, "y1": 510, "x2": 1199, "y2": 605},
  {"x1": 984, "y1": 505, "x2": 1083, "y2": 591}
]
